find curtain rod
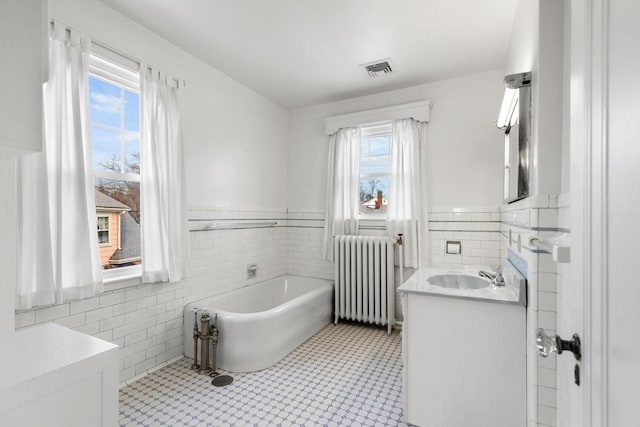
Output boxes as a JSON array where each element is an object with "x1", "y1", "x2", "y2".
[{"x1": 50, "y1": 19, "x2": 186, "y2": 88}]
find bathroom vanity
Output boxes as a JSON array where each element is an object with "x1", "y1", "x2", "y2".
[
  {"x1": 0, "y1": 324, "x2": 119, "y2": 426},
  {"x1": 399, "y1": 263, "x2": 526, "y2": 427}
]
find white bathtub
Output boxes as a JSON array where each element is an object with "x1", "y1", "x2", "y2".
[{"x1": 183, "y1": 275, "x2": 333, "y2": 372}]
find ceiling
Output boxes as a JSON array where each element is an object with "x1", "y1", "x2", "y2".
[{"x1": 99, "y1": 0, "x2": 516, "y2": 109}]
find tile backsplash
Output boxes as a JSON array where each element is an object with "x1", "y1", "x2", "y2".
[{"x1": 428, "y1": 207, "x2": 501, "y2": 269}]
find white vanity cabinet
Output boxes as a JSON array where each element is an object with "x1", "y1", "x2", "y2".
[
  {"x1": 400, "y1": 266, "x2": 526, "y2": 427},
  {"x1": 0, "y1": 0, "x2": 48, "y2": 160},
  {"x1": 0, "y1": 324, "x2": 119, "y2": 427}
]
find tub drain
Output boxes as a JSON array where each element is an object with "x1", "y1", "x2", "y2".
[{"x1": 211, "y1": 375, "x2": 233, "y2": 387}]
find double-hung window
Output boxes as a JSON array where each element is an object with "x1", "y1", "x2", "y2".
[
  {"x1": 358, "y1": 123, "x2": 392, "y2": 216},
  {"x1": 88, "y1": 54, "x2": 141, "y2": 276}
]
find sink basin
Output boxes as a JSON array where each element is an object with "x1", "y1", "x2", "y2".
[{"x1": 427, "y1": 274, "x2": 490, "y2": 290}]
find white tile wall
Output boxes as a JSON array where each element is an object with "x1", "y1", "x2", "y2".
[
  {"x1": 501, "y1": 196, "x2": 561, "y2": 427},
  {"x1": 13, "y1": 198, "x2": 564, "y2": 426},
  {"x1": 16, "y1": 208, "x2": 287, "y2": 384},
  {"x1": 285, "y1": 209, "x2": 333, "y2": 280},
  {"x1": 429, "y1": 207, "x2": 501, "y2": 269}
]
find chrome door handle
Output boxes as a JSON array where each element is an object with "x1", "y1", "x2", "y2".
[{"x1": 536, "y1": 328, "x2": 582, "y2": 361}]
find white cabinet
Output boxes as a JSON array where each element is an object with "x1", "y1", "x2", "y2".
[
  {"x1": 0, "y1": 0, "x2": 47, "y2": 159},
  {"x1": 0, "y1": 324, "x2": 119, "y2": 427},
  {"x1": 401, "y1": 291, "x2": 526, "y2": 427}
]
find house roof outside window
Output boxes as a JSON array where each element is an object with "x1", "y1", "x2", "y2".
[{"x1": 95, "y1": 190, "x2": 130, "y2": 211}]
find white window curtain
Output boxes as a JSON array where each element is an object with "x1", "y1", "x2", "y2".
[
  {"x1": 387, "y1": 118, "x2": 429, "y2": 268},
  {"x1": 140, "y1": 68, "x2": 190, "y2": 283},
  {"x1": 322, "y1": 127, "x2": 361, "y2": 261},
  {"x1": 16, "y1": 22, "x2": 102, "y2": 309}
]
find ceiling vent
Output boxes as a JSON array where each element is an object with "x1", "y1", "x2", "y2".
[{"x1": 360, "y1": 58, "x2": 394, "y2": 78}]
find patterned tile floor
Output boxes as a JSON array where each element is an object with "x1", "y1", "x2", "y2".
[{"x1": 119, "y1": 323, "x2": 409, "y2": 426}]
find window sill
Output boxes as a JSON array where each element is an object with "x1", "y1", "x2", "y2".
[{"x1": 102, "y1": 265, "x2": 142, "y2": 291}]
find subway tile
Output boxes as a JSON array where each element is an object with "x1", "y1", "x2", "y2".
[
  {"x1": 69, "y1": 297, "x2": 100, "y2": 315},
  {"x1": 124, "y1": 308, "x2": 148, "y2": 324},
  {"x1": 35, "y1": 303, "x2": 70, "y2": 323},
  {"x1": 125, "y1": 287, "x2": 147, "y2": 302},
  {"x1": 132, "y1": 317, "x2": 157, "y2": 333},
  {"x1": 54, "y1": 313, "x2": 86, "y2": 329},
  {"x1": 538, "y1": 386, "x2": 557, "y2": 408},
  {"x1": 538, "y1": 367, "x2": 557, "y2": 388},
  {"x1": 135, "y1": 357, "x2": 157, "y2": 375},
  {"x1": 538, "y1": 209, "x2": 558, "y2": 228},
  {"x1": 119, "y1": 367, "x2": 135, "y2": 383},
  {"x1": 538, "y1": 352, "x2": 557, "y2": 369},
  {"x1": 95, "y1": 330, "x2": 113, "y2": 342},
  {"x1": 538, "y1": 292, "x2": 557, "y2": 312},
  {"x1": 539, "y1": 254, "x2": 557, "y2": 274},
  {"x1": 86, "y1": 306, "x2": 113, "y2": 324},
  {"x1": 539, "y1": 273, "x2": 557, "y2": 293},
  {"x1": 112, "y1": 301, "x2": 137, "y2": 316},
  {"x1": 125, "y1": 330, "x2": 147, "y2": 347},
  {"x1": 99, "y1": 292, "x2": 125, "y2": 307},
  {"x1": 134, "y1": 337, "x2": 157, "y2": 354},
  {"x1": 15, "y1": 311, "x2": 35, "y2": 328},
  {"x1": 538, "y1": 310, "x2": 557, "y2": 331},
  {"x1": 75, "y1": 321, "x2": 100, "y2": 335},
  {"x1": 113, "y1": 322, "x2": 137, "y2": 339},
  {"x1": 538, "y1": 405, "x2": 556, "y2": 426},
  {"x1": 100, "y1": 314, "x2": 125, "y2": 332},
  {"x1": 124, "y1": 350, "x2": 146, "y2": 369}
]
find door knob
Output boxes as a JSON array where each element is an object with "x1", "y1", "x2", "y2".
[{"x1": 536, "y1": 328, "x2": 581, "y2": 361}]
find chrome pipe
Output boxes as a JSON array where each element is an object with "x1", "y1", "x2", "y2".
[
  {"x1": 198, "y1": 311, "x2": 212, "y2": 374},
  {"x1": 211, "y1": 313, "x2": 219, "y2": 373},
  {"x1": 397, "y1": 234, "x2": 404, "y2": 287},
  {"x1": 190, "y1": 308, "x2": 199, "y2": 370}
]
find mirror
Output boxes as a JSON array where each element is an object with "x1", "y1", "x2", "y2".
[{"x1": 499, "y1": 72, "x2": 532, "y2": 204}]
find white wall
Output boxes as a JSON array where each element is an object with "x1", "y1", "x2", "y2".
[
  {"x1": 9, "y1": 0, "x2": 291, "y2": 382},
  {"x1": 287, "y1": 69, "x2": 505, "y2": 211},
  {"x1": 504, "y1": 0, "x2": 539, "y2": 77},
  {"x1": 51, "y1": 0, "x2": 289, "y2": 211}
]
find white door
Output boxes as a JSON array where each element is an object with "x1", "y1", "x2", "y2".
[{"x1": 562, "y1": 1, "x2": 640, "y2": 426}]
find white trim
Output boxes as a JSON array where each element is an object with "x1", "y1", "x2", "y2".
[
  {"x1": 102, "y1": 264, "x2": 142, "y2": 290},
  {"x1": 89, "y1": 54, "x2": 139, "y2": 92},
  {"x1": 586, "y1": 0, "x2": 609, "y2": 425},
  {"x1": 582, "y1": 0, "x2": 608, "y2": 425},
  {"x1": 570, "y1": 0, "x2": 608, "y2": 425},
  {"x1": 325, "y1": 100, "x2": 432, "y2": 135}
]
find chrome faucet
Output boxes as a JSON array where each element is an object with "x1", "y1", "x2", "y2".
[{"x1": 479, "y1": 267, "x2": 505, "y2": 286}]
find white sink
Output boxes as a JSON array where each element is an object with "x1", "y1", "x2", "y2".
[{"x1": 427, "y1": 274, "x2": 490, "y2": 290}]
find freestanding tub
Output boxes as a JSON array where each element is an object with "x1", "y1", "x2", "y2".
[{"x1": 183, "y1": 275, "x2": 333, "y2": 372}]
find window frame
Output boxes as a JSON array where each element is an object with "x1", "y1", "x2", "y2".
[
  {"x1": 97, "y1": 214, "x2": 110, "y2": 246},
  {"x1": 358, "y1": 122, "x2": 392, "y2": 219},
  {"x1": 88, "y1": 53, "x2": 142, "y2": 285}
]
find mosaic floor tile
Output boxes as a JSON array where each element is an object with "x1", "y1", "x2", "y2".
[{"x1": 119, "y1": 323, "x2": 409, "y2": 426}]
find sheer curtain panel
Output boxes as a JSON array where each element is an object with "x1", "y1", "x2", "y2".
[
  {"x1": 140, "y1": 68, "x2": 189, "y2": 284},
  {"x1": 387, "y1": 118, "x2": 429, "y2": 268},
  {"x1": 17, "y1": 23, "x2": 102, "y2": 309},
  {"x1": 322, "y1": 127, "x2": 361, "y2": 261}
]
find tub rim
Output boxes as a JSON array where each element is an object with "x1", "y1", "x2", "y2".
[{"x1": 185, "y1": 274, "x2": 334, "y2": 320}]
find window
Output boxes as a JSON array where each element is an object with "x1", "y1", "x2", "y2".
[
  {"x1": 97, "y1": 215, "x2": 110, "y2": 244},
  {"x1": 359, "y1": 123, "x2": 392, "y2": 216},
  {"x1": 89, "y1": 54, "x2": 141, "y2": 273}
]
